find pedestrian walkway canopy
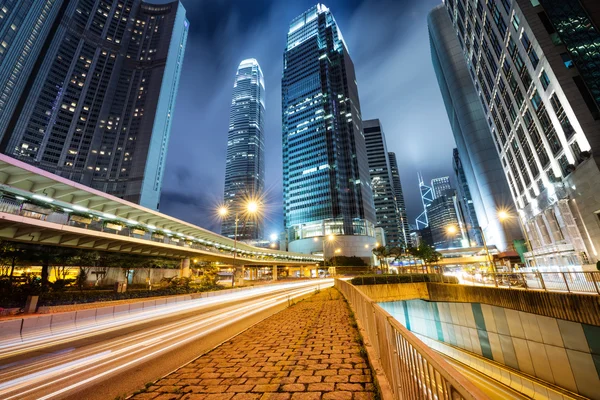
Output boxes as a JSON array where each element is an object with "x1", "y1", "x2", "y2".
[{"x1": 0, "y1": 154, "x2": 321, "y2": 265}]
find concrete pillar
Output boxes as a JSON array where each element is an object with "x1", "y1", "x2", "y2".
[
  {"x1": 235, "y1": 266, "x2": 245, "y2": 286},
  {"x1": 300, "y1": 266, "x2": 304, "y2": 278},
  {"x1": 180, "y1": 258, "x2": 190, "y2": 278},
  {"x1": 272, "y1": 265, "x2": 278, "y2": 281}
]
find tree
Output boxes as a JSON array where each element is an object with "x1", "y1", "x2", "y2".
[{"x1": 414, "y1": 243, "x2": 442, "y2": 273}]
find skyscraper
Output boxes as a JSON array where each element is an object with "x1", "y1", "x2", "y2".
[
  {"x1": 452, "y1": 148, "x2": 483, "y2": 246},
  {"x1": 429, "y1": 3, "x2": 521, "y2": 252},
  {"x1": 388, "y1": 152, "x2": 410, "y2": 245},
  {"x1": 428, "y1": 188, "x2": 468, "y2": 249},
  {"x1": 282, "y1": 4, "x2": 376, "y2": 259},
  {"x1": 437, "y1": 0, "x2": 600, "y2": 269},
  {"x1": 416, "y1": 172, "x2": 433, "y2": 229},
  {"x1": 221, "y1": 59, "x2": 265, "y2": 241},
  {"x1": 0, "y1": 0, "x2": 188, "y2": 210},
  {"x1": 431, "y1": 176, "x2": 452, "y2": 199},
  {"x1": 364, "y1": 119, "x2": 403, "y2": 247}
]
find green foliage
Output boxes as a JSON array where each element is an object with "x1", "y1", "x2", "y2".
[
  {"x1": 596, "y1": 260, "x2": 600, "y2": 271},
  {"x1": 76, "y1": 267, "x2": 88, "y2": 291},
  {"x1": 350, "y1": 273, "x2": 459, "y2": 285},
  {"x1": 198, "y1": 265, "x2": 220, "y2": 287}
]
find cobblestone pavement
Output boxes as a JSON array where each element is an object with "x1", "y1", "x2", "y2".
[{"x1": 130, "y1": 288, "x2": 377, "y2": 400}]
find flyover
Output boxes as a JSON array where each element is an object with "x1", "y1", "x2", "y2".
[{"x1": 0, "y1": 154, "x2": 321, "y2": 269}]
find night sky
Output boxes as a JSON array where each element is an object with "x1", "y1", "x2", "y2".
[{"x1": 158, "y1": 0, "x2": 456, "y2": 237}]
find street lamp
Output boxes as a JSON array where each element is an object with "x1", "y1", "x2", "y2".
[
  {"x1": 448, "y1": 224, "x2": 495, "y2": 272},
  {"x1": 218, "y1": 201, "x2": 261, "y2": 286}
]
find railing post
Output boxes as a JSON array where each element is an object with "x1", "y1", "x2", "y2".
[
  {"x1": 538, "y1": 272, "x2": 547, "y2": 291},
  {"x1": 493, "y1": 272, "x2": 498, "y2": 288},
  {"x1": 561, "y1": 272, "x2": 570, "y2": 293},
  {"x1": 521, "y1": 273, "x2": 528, "y2": 290},
  {"x1": 592, "y1": 272, "x2": 600, "y2": 295}
]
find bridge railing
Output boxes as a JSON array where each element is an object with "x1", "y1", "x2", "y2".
[
  {"x1": 335, "y1": 279, "x2": 488, "y2": 400},
  {"x1": 460, "y1": 271, "x2": 600, "y2": 294}
]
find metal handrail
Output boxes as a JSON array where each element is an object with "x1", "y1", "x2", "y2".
[
  {"x1": 335, "y1": 279, "x2": 489, "y2": 400},
  {"x1": 459, "y1": 271, "x2": 600, "y2": 295}
]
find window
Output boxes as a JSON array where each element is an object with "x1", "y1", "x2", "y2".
[
  {"x1": 512, "y1": 13, "x2": 520, "y2": 31},
  {"x1": 539, "y1": 70, "x2": 550, "y2": 90},
  {"x1": 560, "y1": 52, "x2": 574, "y2": 69}
]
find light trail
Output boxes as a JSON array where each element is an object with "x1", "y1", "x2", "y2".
[{"x1": 0, "y1": 279, "x2": 333, "y2": 400}]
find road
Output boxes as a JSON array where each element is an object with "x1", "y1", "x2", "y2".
[{"x1": 0, "y1": 279, "x2": 333, "y2": 400}]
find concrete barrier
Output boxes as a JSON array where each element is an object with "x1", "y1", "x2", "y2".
[
  {"x1": 75, "y1": 309, "x2": 97, "y2": 326},
  {"x1": 95, "y1": 306, "x2": 114, "y2": 321},
  {"x1": 50, "y1": 312, "x2": 76, "y2": 333},
  {"x1": 142, "y1": 300, "x2": 156, "y2": 310},
  {"x1": 21, "y1": 315, "x2": 52, "y2": 337},
  {"x1": 113, "y1": 304, "x2": 130, "y2": 316},
  {"x1": 129, "y1": 302, "x2": 143, "y2": 312},
  {"x1": 0, "y1": 319, "x2": 23, "y2": 342}
]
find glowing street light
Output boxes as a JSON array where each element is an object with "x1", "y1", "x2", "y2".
[
  {"x1": 448, "y1": 224, "x2": 495, "y2": 273},
  {"x1": 497, "y1": 209, "x2": 538, "y2": 269}
]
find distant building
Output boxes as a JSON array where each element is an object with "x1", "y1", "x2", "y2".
[
  {"x1": 416, "y1": 172, "x2": 433, "y2": 229},
  {"x1": 452, "y1": 149, "x2": 483, "y2": 246},
  {"x1": 428, "y1": 189, "x2": 468, "y2": 250},
  {"x1": 364, "y1": 119, "x2": 404, "y2": 247},
  {"x1": 221, "y1": 59, "x2": 265, "y2": 241},
  {"x1": 0, "y1": 0, "x2": 188, "y2": 210},
  {"x1": 431, "y1": 176, "x2": 451, "y2": 199},
  {"x1": 432, "y1": 0, "x2": 600, "y2": 269},
  {"x1": 388, "y1": 152, "x2": 410, "y2": 245},
  {"x1": 281, "y1": 4, "x2": 376, "y2": 260}
]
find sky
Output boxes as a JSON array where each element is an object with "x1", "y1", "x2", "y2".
[{"x1": 158, "y1": 0, "x2": 457, "y2": 237}]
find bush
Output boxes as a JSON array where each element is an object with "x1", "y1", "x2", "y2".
[{"x1": 351, "y1": 273, "x2": 458, "y2": 285}]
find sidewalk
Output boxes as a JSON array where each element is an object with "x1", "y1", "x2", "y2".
[{"x1": 130, "y1": 288, "x2": 377, "y2": 400}]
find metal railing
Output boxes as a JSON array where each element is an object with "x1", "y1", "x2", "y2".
[
  {"x1": 335, "y1": 279, "x2": 489, "y2": 400},
  {"x1": 460, "y1": 271, "x2": 600, "y2": 294}
]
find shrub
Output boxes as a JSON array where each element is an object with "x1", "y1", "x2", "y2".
[{"x1": 350, "y1": 273, "x2": 458, "y2": 286}]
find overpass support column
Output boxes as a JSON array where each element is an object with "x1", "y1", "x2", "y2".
[
  {"x1": 235, "y1": 266, "x2": 245, "y2": 286},
  {"x1": 180, "y1": 258, "x2": 190, "y2": 278},
  {"x1": 272, "y1": 265, "x2": 278, "y2": 281}
]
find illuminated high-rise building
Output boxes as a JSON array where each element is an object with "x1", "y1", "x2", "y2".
[
  {"x1": 282, "y1": 4, "x2": 376, "y2": 259},
  {"x1": 432, "y1": 0, "x2": 600, "y2": 269},
  {"x1": 416, "y1": 172, "x2": 434, "y2": 229},
  {"x1": 221, "y1": 59, "x2": 265, "y2": 241},
  {"x1": 364, "y1": 119, "x2": 404, "y2": 247},
  {"x1": 431, "y1": 176, "x2": 452, "y2": 199},
  {"x1": 0, "y1": 0, "x2": 188, "y2": 210},
  {"x1": 388, "y1": 152, "x2": 410, "y2": 245}
]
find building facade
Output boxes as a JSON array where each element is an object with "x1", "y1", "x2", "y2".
[
  {"x1": 428, "y1": 188, "x2": 469, "y2": 249},
  {"x1": 436, "y1": 0, "x2": 600, "y2": 270},
  {"x1": 431, "y1": 176, "x2": 452, "y2": 199},
  {"x1": 0, "y1": 0, "x2": 188, "y2": 210},
  {"x1": 452, "y1": 148, "x2": 483, "y2": 246},
  {"x1": 282, "y1": 4, "x2": 376, "y2": 260},
  {"x1": 221, "y1": 59, "x2": 265, "y2": 241},
  {"x1": 363, "y1": 119, "x2": 404, "y2": 247},
  {"x1": 429, "y1": 4, "x2": 522, "y2": 252},
  {"x1": 388, "y1": 152, "x2": 410, "y2": 244}
]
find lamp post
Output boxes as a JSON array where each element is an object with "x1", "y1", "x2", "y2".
[{"x1": 218, "y1": 200, "x2": 260, "y2": 287}]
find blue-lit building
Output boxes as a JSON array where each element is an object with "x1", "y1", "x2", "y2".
[
  {"x1": 282, "y1": 4, "x2": 376, "y2": 260},
  {"x1": 416, "y1": 172, "x2": 433, "y2": 230},
  {"x1": 0, "y1": 0, "x2": 188, "y2": 210},
  {"x1": 222, "y1": 59, "x2": 265, "y2": 241}
]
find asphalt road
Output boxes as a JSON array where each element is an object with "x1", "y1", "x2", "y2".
[{"x1": 0, "y1": 279, "x2": 333, "y2": 400}]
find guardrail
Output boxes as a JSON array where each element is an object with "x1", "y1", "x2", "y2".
[
  {"x1": 460, "y1": 271, "x2": 600, "y2": 294},
  {"x1": 335, "y1": 279, "x2": 488, "y2": 400}
]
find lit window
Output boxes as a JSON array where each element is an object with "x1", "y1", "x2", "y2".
[{"x1": 539, "y1": 70, "x2": 550, "y2": 90}]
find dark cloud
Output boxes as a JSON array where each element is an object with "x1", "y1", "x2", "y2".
[{"x1": 160, "y1": 0, "x2": 454, "y2": 234}]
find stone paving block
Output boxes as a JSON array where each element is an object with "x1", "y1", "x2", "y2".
[{"x1": 129, "y1": 289, "x2": 377, "y2": 400}]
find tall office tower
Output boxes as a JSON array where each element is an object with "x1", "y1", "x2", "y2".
[
  {"x1": 0, "y1": 0, "x2": 188, "y2": 210},
  {"x1": 221, "y1": 59, "x2": 265, "y2": 241},
  {"x1": 388, "y1": 152, "x2": 410, "y2": 244},
  {"x1": 438, "y1": 0, "x2": 600, "y2": 269},
  {"x1": 0, "y1": 1, "x2": 65, "y2": 138},
  {"x1": 363, "y1": 119, "x2": 403, "y2": 247},
  {"x1": 428, "y1": 188, "x2": 469, "y2": 249},
  {"x1": 429, "y1": 3, "x2": 523, "y2": 253},
  {"x1": 282, "y1": 4, "x2": 376, "y2": 260},
  {"x1": 452, "y1": 148, "x2": 483, "y2": 246},
  {"x1": 416, "y1": 173, "x2": 433, "y2": 229},
  {"x1": 431, "y1": 176, "x2": 452, "y2": 199}
]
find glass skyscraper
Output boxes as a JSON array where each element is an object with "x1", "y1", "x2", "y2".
[
  {"x1": 416, "y1": 172, "x2": 433, "y2": 230},
  {"x1": 282, "y1": 4, "x2": 376, "y2": 259},
  {"x1": 431, "y1": 176, "x2": 452, "y2": 199},
  {"x1": 364, "y1": 119, "x2": 404, "y2": 247},
  {"x1": 221, "y1": 59, "x2": 265, "y2": 241},
  {"x1": 436, "y1": 0, "x2": 600, "y2": 270},
  {"x1": 452, "y1": 148, "x2": 483, "y2": 246},
  {"x1": 0, "y1": 0, "x2": 188, "y2": 210},
  {"x1": 388, "y1": 152, "x2": 410, "y2": 245}
]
